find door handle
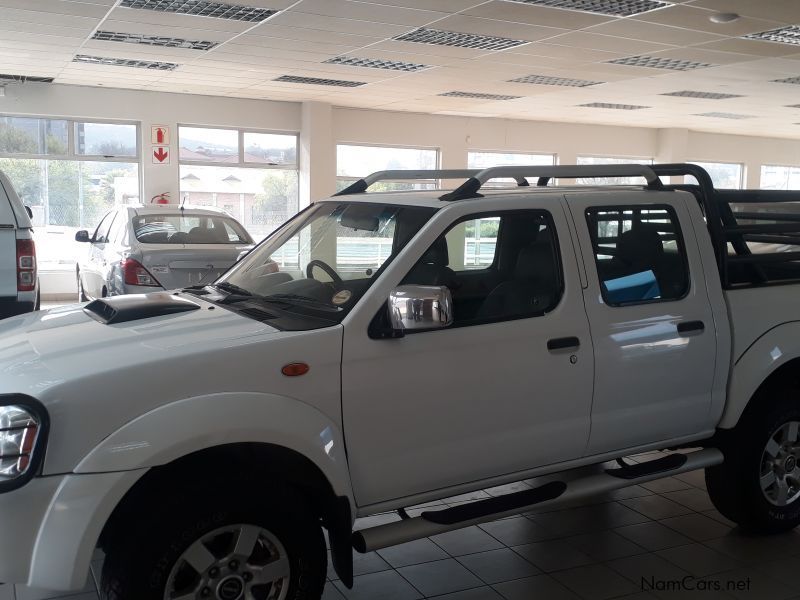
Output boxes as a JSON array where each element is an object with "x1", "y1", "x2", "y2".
[
  {"x1": 677, "y1": 320, "x2": 705, "y2": 335},
  {"x1": 547, "y1": 336, "x2": 580, "y2": 351}
]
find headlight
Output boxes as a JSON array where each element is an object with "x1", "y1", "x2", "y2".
[{"x1": 0, "y1": 396, "x2": 48, "y2": 492}]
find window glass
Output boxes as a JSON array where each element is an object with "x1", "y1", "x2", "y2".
[
  {"x1": 75, "y1": 122, "x2": 137, "y2": 157},
  {"x1": 456, "y1": 217, "x2": 500, "y2": 270},
  {"x1": 108, "y1": 210, "x2": 127, "y2": 245},
  {"x1": 93, "y1": 211, "x2": 115, "y2": 243},
  {"x1": 336, "y1": 144, "x2": 438, "y2": 191},
  {"x1": 179, "y1": 127, "x2": 238, "y2": 163},
  {"x1": 244, "y1": 132, "x2": 297, "y2": 166},
  {"x1": 468, "y1": 151, "x2": 555, "y2": 186},
  {"x1": 688, "y1": 161, "x2": 743, "y2": 189},
  {"x1": 403, "y1": 210, "x2": 561, "y2": 326},
  {"x1": 576, "y1": 156, "x2": 654, "y2": 185},
  {"x1": 0, "y1": 116, "x2": 68, "y2": 155},
  {"x1": 586, "y1": 205, "x2": 689, "y2": 305},
  {"x1": 133, "y1": 213, "x2": 252, "y2": 244},
  {"x1": 760, "y1": 165, "x2": 800, "y2": 190}
]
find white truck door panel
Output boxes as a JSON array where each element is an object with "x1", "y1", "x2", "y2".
[
  {"x1": 567, "y1": 192, "x2": 718, "y2": 455},
  {"x1": 341, "y1": 199, "x2": 593, "y2": 507}
]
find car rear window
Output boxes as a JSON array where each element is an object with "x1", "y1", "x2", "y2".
[{"x1": 133, "y1": 213, "x2": 253, "y2": 245}]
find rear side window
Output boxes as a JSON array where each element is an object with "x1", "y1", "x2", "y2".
[
  {"x1": 586, "y1": 205, "x2": 689, "y2": 306},
  {"x1": 133, "y1": 213, "x2": 253, "y2": 245}
]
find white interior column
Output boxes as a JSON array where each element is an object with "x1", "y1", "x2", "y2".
[
  {"x1": 299, "y1": 101, "x2": 335, "y2": 209},
  {"x1": 140, "y1": 119, "x2": 179, "y2": 204},
  {"x1": 655, "y1": 128, "x2": 689, "y2": 184}
]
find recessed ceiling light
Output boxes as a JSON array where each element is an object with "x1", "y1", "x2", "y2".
[
  {"x1": 772, "y1": 76, "x2": 800, "y2": 85},
  {"x1": 695, "y1": 112, "x2": 755, "y2": 119},
  {"x1": 119, "y1": 0, "x2": 278, "y2": 22},
  {"x1": 661, "y1": 90, "x2": 743, "y2": 99},
  {"x1": 92, "y1": 30, "x2": 218, "y2": 51},
  {"x1": 608, "y1": 55, "x2": 715, "y2": 70},
  {"x1": 324, "y1": 56, "x2": 430, "y2": 72},
  {"x1": 73, "y1": 54, "x2": 179, "y2": 70},
  {"x1": 578, "y1": 102, "x2": 650, "y2": 109},
  {"x1": 709, "y1": 12, "x2": 740, "y2": 23},
  {"x1": 504, "y1": 0, "x2": 671, "y2": 17},
  {"x1": 440, "y1": 91, "x2": 523, "y2": 100},
  {"x1": 0, "y1": 73, "x2": 54, "y2": 83},
  {"x1": 394, "y1": 28, "x2": 529, "y2": 51},
  {"x1": 745, "y1": 25, "x2": 800, "y2": 46},
  {"x1": 509, "y1": 74, "x2": 604, "y2": 87},
  {"x1": 273, "y1": 75, "x2": 366, "y2": 87}
]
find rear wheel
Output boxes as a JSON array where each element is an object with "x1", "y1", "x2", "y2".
[{"x1": 706, "y1": 388, "x2": 800, "y2": 533}]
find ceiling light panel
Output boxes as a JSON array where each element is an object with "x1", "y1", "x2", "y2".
[
  {"x1": 93, "y1": 30, "x2": 219, "y2": 51},
  {"x1": 0, "y1": 74, "x2": 54, "y2": 83},
  {"x1": 119, "y1": 0, "x2": 278, "y2": 22},
  {"x1": 607, "y1": 56, "x2": 715, "y2": 70},
  {"x1": 324, "y1": 56, "x2": 430, "y2": 72},
  {"x1": 504, "y1": 0, "x2": 671, "y2": 17},
  {"x1": 440, "y1": 91, "x2": 523, "y2": 100},
  {"x1": 579, "y1": 102, "x2": 650, "y2": 109},
  {"x1": 773, "y1": 76, "x2": 800, "y2": 85},
  {"x1": 661, "y1": 90, "x2": 743, "y2": 99},
  {"x1": 73, "y1": 54, "x2": 179, "y2": 70},
  {"x1": 509, "y1": 74, "x2": 604, "y2": 87},
  {"x1": 394, "y1": 28, "x2": 529, "y2": 52},
  {"x1": 274, "y1": 75, "x2": 366, "y2": 87},
  {"x1": 744, "y1": 25, "x2": 800, "y2": 46},
  {"x1": 695, "y1": 112, "x2": 754, "y2": 119}
]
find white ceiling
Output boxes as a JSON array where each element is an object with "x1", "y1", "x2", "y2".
[{"x1": 2, "y1": 0, "x2": 800, "y2": 138}]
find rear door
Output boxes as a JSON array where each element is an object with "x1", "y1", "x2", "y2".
[
  {"x1": 567, "y1": 192, "x2": 718, "y2": 455},
  {"x1": 0, "y1": 178, "x2": 17, "y2": 298}
]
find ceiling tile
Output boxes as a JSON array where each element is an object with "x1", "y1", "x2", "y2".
[
  {"x1": 634, "y1": 5, "x2": 784, "y2": 36},
  {"x1": 464, "y1": 1, "x2": 614, "y2": 29},
  {"x1": 288, "y1": 0, "x2": 447, "y2": 27},
  {"x1": 543, "y1": 30, "x2": 675, "y2": 54},
  {"x1": 430, "y1": 14, "x2": 566, "y2": 43},
  {"x1": 693, "y1": 37, "x2": 800, "y2": 58},
  {"x1": 688, "y1": 0, "x2": 800, "y2": 24},
  {"x1": 268, "y1": 10, "x2": 411, "y2": 37},
  {"x1": 584, "y1": 17, "x2": 727, "y2": 46}
]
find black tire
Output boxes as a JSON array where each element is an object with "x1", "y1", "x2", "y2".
[
  {"x1": 77, "y1": 269, "x2": 88, "y2": 302},
  {"x1": 100, "y1": 482, "x2": 326, "y2": 600},
  {"x1": 706, "y1": 387, "x2": 800, "y2": 534}
]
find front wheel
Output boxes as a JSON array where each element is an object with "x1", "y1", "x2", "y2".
[
  {"x1": 100, "y1": 484, "x2": 326, "y2": 600},
  {"x1": 706, "y1": 388, "x2": 800, "y2": 534}
]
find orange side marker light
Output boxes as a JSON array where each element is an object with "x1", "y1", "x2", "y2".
[{"x1": 282, "y1": 362, "x2": 310, "y2": 377}]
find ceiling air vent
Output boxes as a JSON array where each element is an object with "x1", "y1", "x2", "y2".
[
  {"x1": 608, "y1": 56, "x2": 715, "y2": 70},
  {"x1": 93, "y1": 30, "x2": 219, "y2": 51},
  {"x1": 744, "y1": 25, "x2": 800, "y2": 46},
  {"x1": 505, "y1": 0, "x2": 671, "y2": 17},
  {"x1": 578, "y1": 102, "x2": 650, "y2": 109},
  {"x1": 394, "y1": 28, "x2": 529, "y2": 51},
  {"x1": 786, "y1": 104, "x2": 800, "y2": 108},
  {"x1": 120, "y1": 0, "x2": 278, "y2": 22},
  {"x1": 0, "y1": 73, "x2": 54, "y2": 83},
  {"x1": 439, "y1": 91, "x2": 522, "y2": 100},
  {"x1": 661, "y1": 90, "x2": 743, "y2": 99},
  {"x1": 773, "y1": 76, "x2": 800, "y2": 85},
  {"x1": 73, "y1": 55, "x2": 179, "y2": 70},
  {"x1": 509, "y1": 74, "x2": 604, "y2": 87},
  {"x1": 274, "y1": 75, "x2": 365, "y2": 87},
  {"x1": 324, "y1": 56, "x2": 430, "y2": 72},
  {"x1": 695, "y1": 112, "x2": 754, "y2": 119}
]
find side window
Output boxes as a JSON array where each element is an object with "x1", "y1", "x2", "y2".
[
  {"x1": 586, "y1": 205, "x2": 689, "y2": 306},
  {"x1": 93, "y1": 212, "x2": 114, "y2": 244},
  {"x1": 402, "y1": 210, "x2": 562, "y2": 326},
  {"x1": 107, "y1": 212, "x2": 127, "y2": 245}
]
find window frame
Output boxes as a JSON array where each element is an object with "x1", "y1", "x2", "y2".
[
  {"x1": 585, "y1": 203, "x2": 691, "y2": 308},
  {"x1": 178, "y1": 123, "x2": 299, "y2": 170},
  {"x1": 467, "y1": 150, "x2": 557, "y2": 188},
  {"x1": 336, "y1": 141, "x2": 440, "y2": 190},
  {"x1": 760, "y1": 163, "x2": 800, "y2": 190},
  {"x1": 687, "y1": 160, "x2": 744, "y2": 189}
]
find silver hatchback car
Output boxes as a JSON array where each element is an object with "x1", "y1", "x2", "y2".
[{"x1": 75, "y1": 205, "x2": 255, "y2": 300}]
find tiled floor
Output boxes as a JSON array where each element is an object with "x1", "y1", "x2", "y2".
[{"x1": 7, "y1": 460, "x2": 800, "y2": 600}]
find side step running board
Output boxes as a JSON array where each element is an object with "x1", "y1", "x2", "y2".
[{"x1": 352, "y1": 448, "x2": 722, "y2": 553}]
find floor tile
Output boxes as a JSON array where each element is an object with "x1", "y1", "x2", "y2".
[
  {"x1": 531, "y1": 502, "x2": 649, "y2": 536},
  {"x1": 456, "y1": 548, "x2": 540, "y2": 584},
  {"x1": 753, "y1": 555, "x2": 800, "y2": 591},
  {"x1": 615, "y1": 522, "x2": 694, "y2": 551},
  {"x1": 565, "y1": 530, "x2": 648, "y2": 561},
  {"x1": 493, "y1": 574, "x2": 580, "y2": 600},
  {"x1": 398, "y1": 559, "x2": 483, "y2": 597},
  {"x1": 552, "y1": 563, "x2": 638, "y2": 600},
  {"x1": 334, "y1": 570, "x2": 422, "y2": 600},
  {"x1": 656, "y1": 543, "x2": 742, "y2": 577},
  {"x1": 673, "y1": 470, "x2": 707, "y2": 489},
  {"x1": 478, "y1": 516, "x2": 555, "y2": 546},
  {"x1": 641, "y1": 478, "x2": 694, "y2": 494},
  {"x1": 661, "y1": 489, "x2": 715, "y2": 512},
  {"x1": 511, "y1": 539, "x2": 594, "y2": 572},
  {"x1": 16, "y1": 575, "x2": 96, "y2": 600},
  {"x1": 712, "y1": 567, "x2": 795, "y2": 600},
  {"x1": 378, "y1": 539, "x2": 450, "y2": 568},
  {"x1": 352, "y1": 550, "x2": 393, "y2": 577},
  {"x1": 323, "y1": 582, "x2": 347, "y2": 600},
  {"x1": 703, "y1": 531, "x2": 800, "y2": 564},
  {"x1": 429, "y1": 587, "x2": 503, "y2": 600},
  {"x1": 701, "y1": 510, "x2": 737, "y2": 528},
  {"x1": 609, "y1": 552, "x2": 690, "y2": 585},
  {"x1": 620, "y1": 496, "x2": 694, "y2": 520},
  {"x1": 430, "y1": 526, "x2": 504, "y2": 557},
  {"x1": 659, "y1": 514, "x2": 732, "y2": 542}
]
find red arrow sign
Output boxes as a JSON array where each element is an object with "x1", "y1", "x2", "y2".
[{"x1": 153, "y1": 147, "x2": 169, "y2": 163}]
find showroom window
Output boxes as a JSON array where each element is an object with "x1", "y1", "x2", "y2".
[
  {"x1": 0, "y1": 115, "x2": 140, "y2": 271},
  {"x1": 576, "y1": 156, "x2": 654, "y2": 185},
  {"x1": 467, "y1": 151, "x2": 556, "y2": 186},
  {"x1": 687, "y1": 161, "x2": 743, "y2": 189},
  {"x1": 760, "y1": 165, "x2": 800, "y2": 190},
  {"x1": 336, "y1": 144, "x2": 439, "y2": 192},
  {"x1": 178, "y1": 125, "x2": 298, "y2": 242}
]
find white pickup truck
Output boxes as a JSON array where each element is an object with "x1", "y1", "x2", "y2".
[
  {"x1": 1, "y1": 163, "x2": 799, "y2": 600},
  {"x1": 0, "y1": 170, "x2": 38, "y2": 319}
]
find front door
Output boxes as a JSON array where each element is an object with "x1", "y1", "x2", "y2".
[{"x1": 341, "y1": 198, "x2": 594, "y2": 507}]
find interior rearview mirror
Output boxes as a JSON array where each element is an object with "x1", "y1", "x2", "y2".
[
  {"x1": 388, "y1": 285, "x2": 453, "y2": 334},
  {"x1": 75, "y1": 230, "x2": 90, "y2": 243}
]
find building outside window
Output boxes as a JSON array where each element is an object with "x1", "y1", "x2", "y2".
[
  {"x1": 336, "y1": 144, "x2": 439, "y2": 192},
  {"x1": 576, "y1": 155, "x2": 654, "y2": 185},
  {"x1": 179, "y1": 126, "x2": 298, "y2": 242},
  {"x1": 0, "y1": 115, "x2": 140, "y2": 271},
  {"x1": 467, "y1": 151, "x2": 556, "y2": 186},
  {"x1": 688, "y1": 161, "x2": 743, "y2": 189},
  {"x1": 761, "y1": 165, "x2": 800, "y2": 190}
]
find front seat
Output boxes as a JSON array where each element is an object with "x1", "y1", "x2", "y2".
[
  {"x1": 476, "y1": 242, "x2": 559, "y2": 319},
  {"x1": 402, "y1": 238, "x2": 458, "y2": 289}
]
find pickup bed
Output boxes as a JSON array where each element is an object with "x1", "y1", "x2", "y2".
[{"x1": 1, "y1": 163, "x2": 799, "y2": 600}]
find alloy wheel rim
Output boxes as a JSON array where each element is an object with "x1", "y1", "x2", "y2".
[
  {"x1": 165, "y1": 523, "x2": 290, "y2": 600},
  {"x1": 760, "y1": 420, "x2": 800, "y2": 507}
]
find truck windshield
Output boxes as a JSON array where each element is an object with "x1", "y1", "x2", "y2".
[{"x1": 214, "y1": 201, "x2": 436, "y2": 322}]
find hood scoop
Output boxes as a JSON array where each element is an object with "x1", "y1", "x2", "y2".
[{"x1": 84, "y1": 293, "x2": 201, "y2": 324}]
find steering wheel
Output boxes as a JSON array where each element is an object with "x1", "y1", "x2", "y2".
[{"x1": 306, "y1": 259, "x2": 342, "y2": 284}]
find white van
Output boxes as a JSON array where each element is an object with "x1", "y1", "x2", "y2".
[{"x1": 0, "y1": 170, "x2": 38, "y2": 318}]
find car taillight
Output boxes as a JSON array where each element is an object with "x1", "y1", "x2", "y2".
[
  {"x1": 16, "y1": 239, "x2": 36, "y2": 292},
  {"x1": 121, "y1": 258, "x2": 161, "y2": 287}
]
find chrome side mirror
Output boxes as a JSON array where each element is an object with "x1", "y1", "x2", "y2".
[{"x1": 388, "y1": 285, "x2": 453, "y2": 334}]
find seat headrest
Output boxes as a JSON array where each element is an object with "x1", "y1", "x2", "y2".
[
  {"x1": 514, "y1": 243, "x2": 555, "y2": 282},
  {"x1": 420, "y1": 237, "x2": 449, "y2": 266},
  {"x1": 617, "y1": 227, "x2": 663, "y2": 268}
]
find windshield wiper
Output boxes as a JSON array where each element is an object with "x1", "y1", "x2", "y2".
[{"x1": 214, "y1": 282, "x2": 252, "y2": 297}]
